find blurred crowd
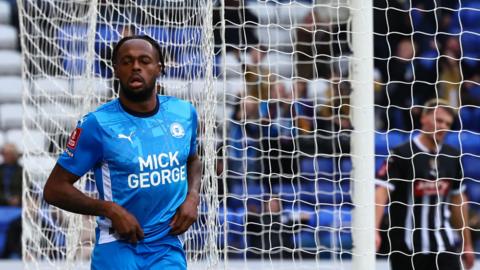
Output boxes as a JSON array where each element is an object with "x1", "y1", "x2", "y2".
[
  {"x1": 373, "y1": 0, "x2": 480, "y2": 131},
  {"x1": 212, "y1": 0, "x2": 480, "y2": 256},
  {"x1": 1, "y1": 0, "x2": 480, "y2": 259},
  {"x1": 0, "y1": 143, "x2": 22, "y2": 258}
]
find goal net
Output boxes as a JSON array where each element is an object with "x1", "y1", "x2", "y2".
[
  {"x1": 215, "y1": 0, "x2": 374, "y2": 268},
  {"x1": 17, "y1": 0, "x2": 480, "y2": 269},
  {"x1": 19, "y1": 0, "x2": 217, "y2": 269}
]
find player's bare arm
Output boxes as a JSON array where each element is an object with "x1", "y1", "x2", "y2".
[
  {"x1": 44, "y1": 164, "x2": 144, "y2": 243},
  {"x1": 451, "y1": 192, "x2": 475, "y2": 270},
  {"x1": 170, "y1": 154, "x2": 201, "y2": 235},
  {"x1": 375, "y1": 186, "x2": 388, "y2": 251}
]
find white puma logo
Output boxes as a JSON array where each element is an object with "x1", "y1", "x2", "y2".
[{"x1": 118, "y1": 131, "x2": 135, "y2": 144}]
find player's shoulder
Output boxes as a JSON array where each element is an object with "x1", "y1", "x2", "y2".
[
  {"x1": 89, "y1": 98, "x2": 122, "y2": 121},
  {"x1": 75, "y1": 99, "x2": 119, "y2": 129},
  {"x1": 159, "y1": 95, "x2": 196, "y2": 115},
  {"x1": 390, "y1": 141, "x2": 413, "y2": 158},
  {"x1": 160, "y1": 95, "x2": 193, "y2": 107},
  {"x1": 75, "y1": 112, "x2": 100, "y2": 129},
  {"x1": 93, "y1": 98, "x2": 120, "y2": 114},
  {"x1": 441, "y1": 143, "x2": 461, "y2": 156}
]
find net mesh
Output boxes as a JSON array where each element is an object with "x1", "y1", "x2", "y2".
[
  {"x1": 216, "y1": 0, "x2": 355, "y2": 262},
  {"x1": 372, "y1": 1, "x2": 480, "y2": 267},
  {"x1": 16, "y1": 0, "x2": 480, "y2": 269},
  {"x1": 19, "y1": 0, "x2": 217, "y2": 268}
]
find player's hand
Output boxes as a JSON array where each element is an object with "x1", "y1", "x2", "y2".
[
  {"x1": 169, "y1": 192, "x2": 200, "y2": 235},
  {"x1": 106, "y1": 202, "x2": 144, "y2": 244},
  {"x1": 462, "y1": 244, "x2": 475, "y2": 270}
]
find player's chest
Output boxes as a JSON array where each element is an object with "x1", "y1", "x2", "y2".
[
  {"x1": 409, "y1": 154, "x2": 455, "y2": 180},
  {"x1": 101, "y1": 119, "x2": 191, "y2": 169},
  {"x1": 399, "y1": 155, "x2": 458, "y2": 198}
]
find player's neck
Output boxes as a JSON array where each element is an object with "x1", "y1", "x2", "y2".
[
  {"x1": 119, "y1": 93, "x2": 159, "y2": 117},
  {"x1": 418, "y1": 133, "x2": 438, "y2": 153}
]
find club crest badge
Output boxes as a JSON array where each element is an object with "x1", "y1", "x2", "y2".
[{"x1": 170, "y1": 122, "x2": 185, "y2": 138}]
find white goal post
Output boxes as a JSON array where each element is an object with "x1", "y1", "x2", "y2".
[{"x1": 350, "y1": 0, "x2": 375, "y2": 269}]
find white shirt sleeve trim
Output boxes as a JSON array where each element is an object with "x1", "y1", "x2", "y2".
[{"x1": 375, "y1": 178, "x2": 395, "y2": 191}]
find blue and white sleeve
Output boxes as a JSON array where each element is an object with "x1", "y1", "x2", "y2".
[
  {"x1": 189, "y1": 104, "x2": 198, "y2": 157},
  {"x1": 57, "y1": 114, "x2": 103, "y2": 176}
]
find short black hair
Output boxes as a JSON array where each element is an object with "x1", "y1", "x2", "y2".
[{"x1": 111, "y1": 35, "x2": 165, "y2": 69}]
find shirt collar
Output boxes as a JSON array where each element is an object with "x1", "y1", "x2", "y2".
[
  {"x1": 118, "y1": 95, "x2": 159, "y2": 118},
  {"x1": 413, "y1": 135, "x2": 442, "y2": 153}
]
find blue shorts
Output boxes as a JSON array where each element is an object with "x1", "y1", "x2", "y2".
[{"x1": 91, "y1": 238, "x2": 186, "y2": 270}]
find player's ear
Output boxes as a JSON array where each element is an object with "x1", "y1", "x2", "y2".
[
  {"x1": 113, "y1": 63, "x2": 120, "y2": 79},
  {"x1": 113, "y1": 64, "x2": 120, "y2": 80},
  {"x1": 157, "y1": 61, "x2": 164, "y2": 76}
]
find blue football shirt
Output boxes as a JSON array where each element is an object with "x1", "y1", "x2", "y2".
[{"x1": 57, "y1": 95, "x2": 198, "y2": 245}]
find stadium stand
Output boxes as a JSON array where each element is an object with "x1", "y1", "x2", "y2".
[
  {"x1": 0, "y1": 77, "x2": 22, "y2": 104},
  {"x1": 0, "y1": 1, "x2": 29, "y2": 259},
  {"x1": 0, "y1": 1, "x2": 11, "y2": 25},
  {"x1": 0, "y1": 104, "x2": 23, "y2": 130},
  {"x1": 1, "y1": 0, "x2": 480, "y2": 264},
  {"x1": 0, "y1": 25, "x2": 17, "y2": 50},
  {"x1": 0, "y1": 51, "x2": 21, "y2": 76}
]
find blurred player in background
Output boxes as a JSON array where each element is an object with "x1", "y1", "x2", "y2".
[
  {"x1": 375, "y1": 99, "x2": 474, "y2": 270},
  {"x1": 43, "y1": 35, "x2": 201, "y2": 270}
]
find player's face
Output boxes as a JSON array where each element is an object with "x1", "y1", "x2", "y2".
[
  {"x1": 1, "y1": 145, "x2": 18, "y2": 165},
  {"x1": 114, "y1": 39, "x2": 162, "y2": 102},
  {"x1": 420, "y1": 107, "x2": 454, "y2": 143}
]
